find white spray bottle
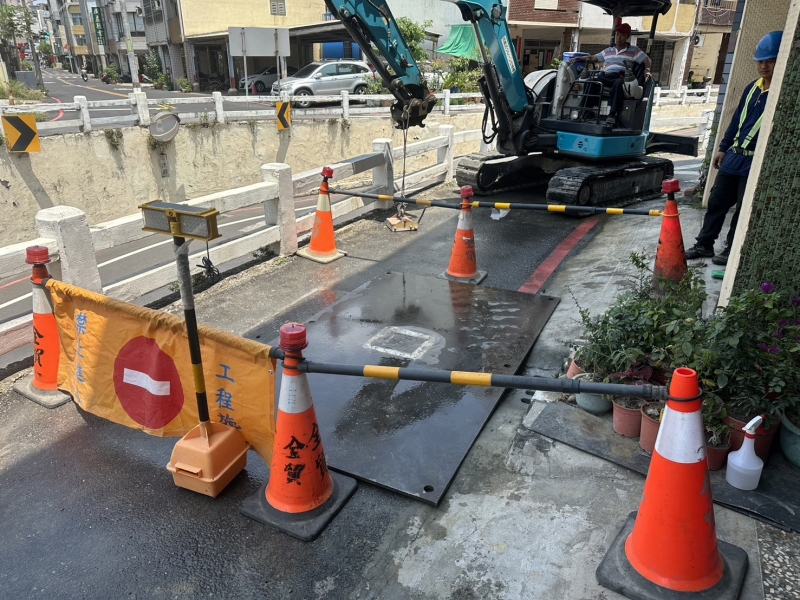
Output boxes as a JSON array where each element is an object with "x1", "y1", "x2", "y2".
[{"x1": 725, "y1": 414, "x2": 765, "y2": 491}]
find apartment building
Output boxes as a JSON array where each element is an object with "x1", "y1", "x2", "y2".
[{"x1": 95, "y1": 0, "x2": 147, "y2": 77}]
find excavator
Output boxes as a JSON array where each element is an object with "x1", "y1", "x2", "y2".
[{"x1": 323, "y1": 0, "x2": 698, "y2": 204}]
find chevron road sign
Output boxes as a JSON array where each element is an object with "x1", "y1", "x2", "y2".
[
  {"x1": 2, "y1": 115, "x2": 41, "y2": 153},
  {"x1": 277, "y1": 101, "x2": 291, "y2": 131}
]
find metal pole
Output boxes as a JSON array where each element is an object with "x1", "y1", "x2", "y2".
[
  {"x1": 118, "y1": 0, "x2": 141, "y2": 90},
  {"x1": 266, "y1": 348, "x2": 667, "y2": 401},
  {"x1": 173, "y1": 237, "x2": 210, "y2": 423},
  {"x1": 20, "y1": 0, "x2": 44, "y2": 89},
  {"x1": 242, "y1": 29, "x2": 248, "y2": 98}
]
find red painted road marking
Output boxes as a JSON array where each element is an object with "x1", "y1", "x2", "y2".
[
  {"x1": 0, "y1": 274, "x2": 30, "y2": 291},
  {"x1": 49, "y1": 96, "x2": 64, "y2": 121},
  {"x1": 518, "y1": 216, "x2": 601, "y2": 295},
  {"x1": 113, "y1": 336, "x2": 184, "y2": 429}
]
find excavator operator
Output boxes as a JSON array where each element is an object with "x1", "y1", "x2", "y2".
[{"x1": 569, "y1": 23, "x2": 652, "y2": 127}]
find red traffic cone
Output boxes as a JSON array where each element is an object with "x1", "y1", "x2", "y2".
[
  {"x1": 297, "y1": 167, "x2": 346, "y2": 264},
  {"x1": 441, "y1": 186, "x2": 486, "y2": 284},
  {"x1": 240, "y1": 323, "x2": 357, "y2": 541},
  {"x1": 652, "y1": 178, "x2": 688, "y2": 291},
  {"x1": 596, "y1": 367, "x2": 748, "y2": 599},
  {"x1": 13, "y1": 246, "x2": 71, "y2": 408}
]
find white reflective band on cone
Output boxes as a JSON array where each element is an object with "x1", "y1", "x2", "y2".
[
  {"x1": 457, "y1": 211, "x2": 473, "y2": 230},
  {"x1": 654, "y1": 405, "x2": 707, "y2": 464},
  {"x1": 316, "y1": 192, "x2": 332, "y2": 213},
  {"x1": 32, "y1": 285, "x2": 52, "y2": 315},
  {"x1": 278, "y1": 372, "x2": 314, "y2": 414}
]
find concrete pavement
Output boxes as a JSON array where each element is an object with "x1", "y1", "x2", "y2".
[{"x1": 0, "y1": 179, "x2": 796, "y2": 598}]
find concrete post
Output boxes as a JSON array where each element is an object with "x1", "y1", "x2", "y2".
[
  {"x1": 76, "y1": 95, "x2": 91, "y2": 132},
  {"x1": 341, "y1": 90, "x2": 349, "y2": 119},
  {"x1": 132, "y1": 91, "x2": 150, "y2": 126},
  {"x1": 261, "y1": 163, "x2": 297, "y2": 256},
  {"x1": 371, "y1": 138, "x2": 394, "y2": 208},
  {"x1": 705, "y1": 85, "x2": 713, "y2": 104},
  {"x1": 438, "y1": 125, "x2": 454, "y2": 182},
  {"x1": 443, "y1": 89, "x2": 451, "y2": 115},
  {"x1": 654, "y1": 87, "x2": 660, "y2": 106},
  {"x1": 212, "y1": 91, "x2": 225, "y2": 124},
  {"x1": 680, "y1": 86, "x2": 688, "y2": 105},
  {"x1": 35, "y1": 207, "x2": 102, "y2": 293}
]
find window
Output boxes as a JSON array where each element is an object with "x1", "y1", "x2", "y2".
[
  {"x1": 534, "y1": 0, "x2": 559, "y2": 9},
  {"x1": 337, "y1": 63, "x2": 357, "y2": 75},
  {"x1": 74, "y1": 34, "x2": 86, "y2": 46},
  {"x1": 143, "y1": 0, "x2": 163, "y2": 25},
  {"x1": 71, "y1": 13, "x2": 82, "y2": 26},
  {"x1": 270, "y1": 0, "x2": 286, "y2": 16},
  {"x1": 128, "y1": 12, "x2": 145, "y2": 36},
  {"x1": 319, "y1": 64, "x2": 338, "y2": 77}
]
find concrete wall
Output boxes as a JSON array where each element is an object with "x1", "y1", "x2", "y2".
[
  {"x1": 0, "y1": 112, "x2": 484, "y2": 246},
  {"x1": 690, "y1": 31, "x2": 725, "y2": 80},
  {"x1": 180, "y1": 0, "x2": 327, "y2": 37},
  {"x1": 643, "y1": 2, "x2": 696, "y2": 34}
]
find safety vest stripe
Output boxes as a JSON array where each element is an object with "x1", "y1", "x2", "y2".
[
  {"x1": 733, "y1": 83, "x2": 764, "y2": 151},
  {"x1": 653, "y1": 405, "x2": 707, "y2": 463},
  {"x1": 278, "y1": 371, "x2": 314, "y2": 414}
]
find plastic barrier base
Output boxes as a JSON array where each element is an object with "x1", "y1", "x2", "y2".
[
  {"x1": 13, "y1": 375, "x2": 71, "y2": 409},
  {"x1": 596, "y1": 511, "x2": 748, "y2": 600}
]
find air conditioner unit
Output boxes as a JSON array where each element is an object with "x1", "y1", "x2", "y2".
[{"x1": 694, "y1": 34, "x2": 705, "y2": 47}]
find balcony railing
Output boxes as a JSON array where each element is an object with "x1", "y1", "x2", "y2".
[{"x1": 699, "y1": 0, "x2": 737, "y2": 26}]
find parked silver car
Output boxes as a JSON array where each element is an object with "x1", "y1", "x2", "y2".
[
  {"x1": 271, "y1": 60, "x2": 375, "y2": 108},
  {"x1": 239, "y1": 65, "x2": 298, "y2": 92}
]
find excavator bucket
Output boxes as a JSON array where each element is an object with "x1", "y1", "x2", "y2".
[{"x1": 647, "y1": 132, "x2": 699, "y2": 157}]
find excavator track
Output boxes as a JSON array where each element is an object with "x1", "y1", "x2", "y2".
[
  {"x1": 456, "y1": 153, "x2": 551, "y2": 195},
  {"x1": 546, "y1": 156, "x2": 674, "y2": 206}
]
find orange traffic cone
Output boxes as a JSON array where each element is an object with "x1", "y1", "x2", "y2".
[
  {"x1": 596, "y1": 367, "x2": 748, "y2": 600},
  {"x1": 441, "y1": 186, "x2": 486, "y2": 284},
  {"x1": 240, "y1": 322, "x2": 357, "y2": 541},
  {"x1": 652, "y1": 178, "x2": 688, "y2": 291},
  {"x1": 297, "y1": 167, "x2": 346, "y2": 264},
  {"x1": 13, "y1": 246, "x2": 71, "y2": 408}
]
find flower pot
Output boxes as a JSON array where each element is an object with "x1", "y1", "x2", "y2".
[
  {"x1": 565, "y1": 359, "x2": 586, "y2": 380},
  {"x1": 706, "y1": 443, "x2": 731, "y2": 471},
  {"x1": 613, "y1": 398, "x2": 642, "y2": 438},
  {"x1": 639, "y1": 402, "x2": 664, "y2": 454},
  {"x1": 780, "y1": 414, "x2": 800, "y2": 469},
  {"x1": 573, "y1": 374, "x2": 612, "y2": 415},
  {"x1": 724, "y1": 416, "x2": 780, "y2": 462}
]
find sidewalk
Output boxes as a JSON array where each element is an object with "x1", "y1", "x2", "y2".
[{"x1": 0, "y1": 185, "x2": 796, "y2": 598}]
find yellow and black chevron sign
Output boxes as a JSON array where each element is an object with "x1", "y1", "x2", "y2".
[
  {"x1": 276, "y1": 101, "x2": 291, "y2": 131},
  {"x1": 2, "y1": 115, "x2": 41, "y2": 153}
]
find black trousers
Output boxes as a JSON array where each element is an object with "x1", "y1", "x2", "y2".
[
  {"x1": 595, "y1": 72, "x2": 625, "y2": 115},
  {"x1": 695, "y1": 170, "x2": 749, "y2": 249}
]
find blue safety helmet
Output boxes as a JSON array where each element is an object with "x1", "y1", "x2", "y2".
[{"x1": 754, "y1": 31, "x2": 782, "y2": 61}]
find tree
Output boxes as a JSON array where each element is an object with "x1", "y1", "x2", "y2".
[
  {"x1": 143, "y1": 48, "x2": 162, "y2": 80},
  {"x1": 37, "y1": 41, "x2": 52, "y2": 59},
  {"x1": 396, "y1": 17, "x2": 431, "y2": 63}
]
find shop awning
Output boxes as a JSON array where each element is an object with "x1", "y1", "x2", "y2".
[{"x1": 436, "y1": 24, "x2": 480, "y2": 60}]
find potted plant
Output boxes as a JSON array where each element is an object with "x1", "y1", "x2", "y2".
[
  {"x1": 572, "y1": 372, "x2": 612, "y2": 415},
  {"x1": 640, "y1": 400, "x2": 665, "y2": 454},
  {"x1": 154, "y1": 73, "x2": 169, "y2": 90},
  {"x1": 703, "y1": 396, "x2": 732, "y2": 470},
  {"x1": 692, "y1": 283, "x2": 800, "y2": 461}
]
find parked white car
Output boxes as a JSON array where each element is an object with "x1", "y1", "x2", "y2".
[
  {"x1": 271, "y1": 60, "x2": 375, "y2": 107},
  {"x1": 239, "y1": 65, "x2": 298, "y2": 93}
]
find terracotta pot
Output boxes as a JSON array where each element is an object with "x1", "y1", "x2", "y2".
[
  {"x1": 566, "y1": 359, "x2": 586, "y2": 380},
  {"x1": 780, "y1": 414, "x2": 800, "y2": 469},
  {"x1": 613, "y1": 400, "x2": 642, "y2": 438},
  {"x1": 706, "y1": 443, "x2": 731, "y2": 471},
  {"x1": 724, "y1": 416, "x2": 780, "y2": 462},
  {"x1": 639, "y1": 402, "x2": 664, "y2": 454}
]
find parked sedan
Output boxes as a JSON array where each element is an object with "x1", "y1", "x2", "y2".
[
  {"x1": 239, "y1": 65, "x2": 298, "y2": 93},
  {"x1": 271, "y1": 60, "x2": 375, "y2": 108}
]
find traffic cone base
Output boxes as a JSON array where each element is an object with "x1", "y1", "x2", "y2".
[
  {"x1": 596, "y1": 511, "x2": 749, "y2": 600},
  {"x1": 13, "y1": 376, "x2": 71, "y2": 409},
  {"x1": 240, "y1": 470, "x2": 357, "y2": 542}
]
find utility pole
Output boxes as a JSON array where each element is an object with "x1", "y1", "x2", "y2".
[
  {"x1": 19, "y1": 0, "x2": 44, "y2": 89},
  {"x1": 118, "y1": 0, "x2": 140, "y2": 90}
]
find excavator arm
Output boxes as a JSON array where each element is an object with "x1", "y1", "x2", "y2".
[{"x1": 324, "y1": 0, "x2": 437, "y2": 128}]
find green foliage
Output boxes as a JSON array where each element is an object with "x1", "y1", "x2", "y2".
[
  {"x1": 176, "y1": 77, "x2": 192, "y2": 93},
  {"x1": 37, "y1": 42, "x2": 53, "y2": 58},
  {"x1": 396, "y1": 17, "x2": 431, "y2": 63},
  {"x1": 143, "y1": 49, "x2": 162, "y2": 81},
  {"x1": 365, "y1": 77, "x2": 389, "y2": 94},
  {"x1": 154, "y1": 72, "x2": 169, "y2": 88},
  {"x1": 20, "y1": 60, "x2": 32, "y2": 71},
  {"x1": 442, "y1": 56, "x2": 481, "y2": 93},
  {"x1": 104, "y1": 128, "x2": 123, "y2": 149},
  {"x1": 0, "y1": 6, "x2": 33, "y2": 41},
  {"x1": 147, "y1": 134, "x2": 168, "y2": 151},
  {"x1": 105, "y1": 63, "x2": 120, "y2": 83},
  {"x1": 0, "y1": 79, "x2": 46, "y2": 100}
]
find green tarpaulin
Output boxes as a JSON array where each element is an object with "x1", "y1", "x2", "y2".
[{"x1": 437, "y1": 24, "x2": 481, "y2": 59}]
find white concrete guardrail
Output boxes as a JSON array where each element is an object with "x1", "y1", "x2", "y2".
[
  {"x1": 0, "y1": 124, "x2": 483, "y2": 355},
  {"x1": 0, "y1": 85, "x2": 717, "y2": 135}
]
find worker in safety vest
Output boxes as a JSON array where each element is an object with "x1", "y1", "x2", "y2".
[{"x1": 685, "y1": 31, "x2": 782, "y2": 265}]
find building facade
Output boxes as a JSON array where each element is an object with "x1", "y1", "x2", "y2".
[{"x1": 95, "y1": 0, "x2": 147, "y2": 78}]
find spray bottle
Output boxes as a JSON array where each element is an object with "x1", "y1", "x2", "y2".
[{"x1": 725, "y1": 414, "x2": 765, "y2": 491}]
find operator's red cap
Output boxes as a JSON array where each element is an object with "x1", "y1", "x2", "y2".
[{"x1": 616, "y1": 23, "x2": 632, "y2": 36}]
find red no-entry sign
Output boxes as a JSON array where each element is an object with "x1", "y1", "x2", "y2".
[{"x1": 113, "y1": 336, "x2": 185, "y2": 429}]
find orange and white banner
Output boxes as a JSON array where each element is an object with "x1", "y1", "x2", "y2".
[{"x1": 47, "y1": 280, "x2": 276, "y2": 463}]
